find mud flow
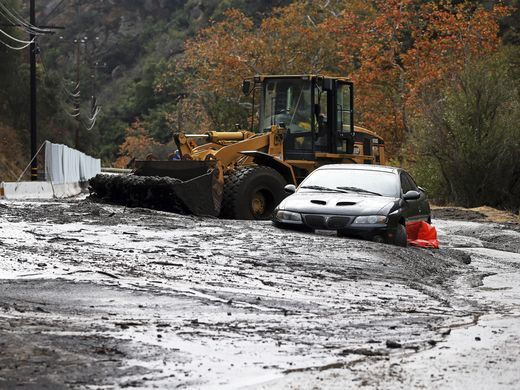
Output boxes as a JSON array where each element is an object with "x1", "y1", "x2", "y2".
[{"x1": 0, "y1": 197, "x2": 519, "y2": 389}]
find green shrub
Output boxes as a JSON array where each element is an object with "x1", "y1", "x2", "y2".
[{"x1": 412, "y1": 51, "x2": 520, "y2": 210}]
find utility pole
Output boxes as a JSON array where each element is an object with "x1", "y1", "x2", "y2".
[
  {"x1": 29, "y1": 0, "x2": 37, "y2": 181},
  {"x1": 74, "y1": 39, "x2": 81, "y2": 150},
  {"x1": 24, "y1": 1, "x2": 64, "y2": 181}
]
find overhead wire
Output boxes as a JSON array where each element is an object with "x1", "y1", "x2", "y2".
[
  {"x1": 0, "y1": 27, "x2": 35, "y2": 44},
  {"x1": 81, "y1": 115, "x2": 98, "y2": 131},
  {"x1": 0, "y1": 35, "x2": 32, "y2": 49},
  {"x1": 38, "y1": 44, "x2": 81, "y2": 117},
  {"x1": 0, "y1": 3, "x2": 39, "y2": 50},
  {"x1": 64, "y1": 81, "x2": 81, "y2": 95},
  {"x1": 58, "y1": 80, "x2": 81, "y2": 107},
  {"x1": 82, "y1": 104, "x2": 101, "y2": 128},
  {"x1": 89, "y1": 105, "x2": 101, "y2": 120},
  {"x1": 0, "y1": 2, "x2": 51, "y2": 35},
  {"x1": 60, "y1": 85, "x2": 81, "y2": 105},
  {"x1": 38, "y1": 43, "x2": 102, "y2": 131},
  {"x1": 1, "y1": 2, "x2": 102, "y2": 132}
]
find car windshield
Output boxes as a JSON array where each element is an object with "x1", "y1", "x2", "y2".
[{"x1": 300, "y1": 169, "x2": 399, "y2": 198}]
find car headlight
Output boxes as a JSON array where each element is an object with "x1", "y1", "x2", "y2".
[
  {"x1": 353, "y1": 215, "x2": 388, "y2": 224},
  {"x1": 275, "y1": 210, "x2": 303, "y2": 224}
]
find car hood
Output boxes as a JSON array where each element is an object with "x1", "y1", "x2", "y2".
[{"x1": 279, "y1": 192, "x2": 398, "y2": 216}]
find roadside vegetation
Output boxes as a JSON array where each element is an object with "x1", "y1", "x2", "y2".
[
  {"x1": 411, "y1": 51, "x2": 520, "y2": 209},
  {"x1": 0, "y1": 0, "x2": 519, "y2": 210}
]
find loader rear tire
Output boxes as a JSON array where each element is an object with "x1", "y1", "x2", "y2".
[{"x1": 221, "y1": 166, "x2": 287, "y2": 220}]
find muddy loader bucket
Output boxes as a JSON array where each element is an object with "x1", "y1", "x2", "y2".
[{"x1": 89, "y1": 160, "x2": 223, "y2": 217}]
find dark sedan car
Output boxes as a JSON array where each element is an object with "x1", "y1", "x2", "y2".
[{"x1": 272, "y1": 165, "x2": 431, "y2": 246}]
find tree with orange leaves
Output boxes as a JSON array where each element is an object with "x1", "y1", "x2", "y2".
[
  {"x1": 167, "y1": 2, "x2": 342, "y2": 132},
  {"x1": 164, "y1": 0, "x2": 508, "y2": 157},
  {"x1": 114, "y1": 120, "x2": 160, "y2": 168},
  {"x1": 328, "y1": 0, "x2": 508, "y2": 154}
]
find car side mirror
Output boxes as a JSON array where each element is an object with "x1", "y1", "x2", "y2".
[
  {"x1": 403, "y1": 190, "x2": 420, "y2": 201},
  {"x1": 284, "y1": 184, "x2": 297, "y2": 194}
]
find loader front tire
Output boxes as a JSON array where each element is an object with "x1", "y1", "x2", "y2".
[{"x1": 221, "y1": 166, "x2": 287, "y2": 220}]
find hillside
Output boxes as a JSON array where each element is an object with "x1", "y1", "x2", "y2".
[
  {"x1": 0, "y1": 0, "x2": 290, "y2": 176},
  {"x1": 1, "y1": 0, "x2": 519, "y2": 210},
  {"x1": 43, "y1": 0, "x2": 294, "y2": 160}
]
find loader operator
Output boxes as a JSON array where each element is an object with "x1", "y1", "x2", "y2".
[
  {"x1": 263, "y1": 79, "x2": 312, "y2": 135},
  {"x1": 314, "y1": 86, "x2": 329, "y2": 152},
  {"x1": 314, "y1": 108, "x2": 328, "y2": 152}
]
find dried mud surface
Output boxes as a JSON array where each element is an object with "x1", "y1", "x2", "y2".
[
  {"x1": 0, "y1": 198, "x2": 519, "y2": 389},
  {"x1": 432, "y1": 207, "x2": 488, "y2": 222}
]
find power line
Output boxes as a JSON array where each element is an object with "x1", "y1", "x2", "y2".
[
  {"x1": 0, "y1": 27, "x2": 35, "y2": 44},
  {"x1": 29, "y1": 0, "x2": 38, "y2": 181},
  {"x1": 1, "y1": 0, "x2": 65, "y2": 180},
  {"x1": 81, "y1": 114, "x2": 99, "y2": 131},
  {"x1": 38, "y1": 43, "x2": 102, "y2": 132},
  {"x1": 38, "y1": 45, "x2": 82, "y2": 116},
  {"x1": 88, "y1": 105, "x2": 101, "y2": 122},
  {"x1": 3, "y1": 0, "x2": 104, "y2": 139},
  {"x1": 0, "y1": 2, "x2": 51, "y2": 35},
  {"x1": 0, "y1": 35, "x2": 32, "y2": 50}
]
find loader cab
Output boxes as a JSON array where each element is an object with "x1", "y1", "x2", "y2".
[
  {"x1": 253, "y1": 75, "x2": 383, "y2": 163},
  {"x1": 242, "y1": 75, "x2": 385, "y2": 181}
]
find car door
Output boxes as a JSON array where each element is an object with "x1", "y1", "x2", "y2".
[
  {"x1": 405, "y1": 172, "x2": 431, "y2": 222},
  {"x1": 400, "y1": 172, "x2": 421, "y2": 222}
]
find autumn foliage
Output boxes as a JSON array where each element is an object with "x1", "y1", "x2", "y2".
[
  {"x1": 172, "y1": 0, "x2": 508, "y2": 156},
  {"x1": 180, "y1": 4, "x2": 340, "y2": 97},
  {"x1": 114, "y1": 120, "x2": 160, "y2": 168},
  {"x1": 118, "y1": 1, "x2": 512, "y2": 195},
  {"x1": 111, "y1": 0, "x2": 520, "y2": 209}
]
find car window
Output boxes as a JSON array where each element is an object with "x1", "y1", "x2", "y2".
[
  {"x1": 400, "y1": 173, "x2": 414, "y2": 194},
  {"x1": 404, "y1": 172, "x2": 418, "y2": 191},
  {"x1": 300, "y1": 169, "x2": 400, "y2": 197}
]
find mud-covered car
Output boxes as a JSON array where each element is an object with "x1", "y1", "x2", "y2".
[{"x1": 272, "y1": 165, "x2": 431, "y2": 246}]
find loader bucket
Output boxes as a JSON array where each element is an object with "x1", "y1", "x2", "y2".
[{"x1": 89, "y1": 160, "x2": 223, "y2": 217}]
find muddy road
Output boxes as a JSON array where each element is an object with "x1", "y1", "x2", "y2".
[{"x1": 0, "y1": 198, "x2": 519, "y2": 389}]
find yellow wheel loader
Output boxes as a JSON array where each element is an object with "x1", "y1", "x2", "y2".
[{"x1": 90, "y1": 75, "x2": 386, "y2": 219}]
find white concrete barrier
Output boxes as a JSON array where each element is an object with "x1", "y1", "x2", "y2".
[
  {"x1": 0, "y1": 141, "x2": 100, "y2": 201},
  {"x1": 52, "y1": 182, "x2": 83, "y2": 198},
  {"x1": 0, "y1": 181, "x2": 85, "y2": 200},
  {"x1": 1, "y1": 181, "x2": 54, "y2": 200}
]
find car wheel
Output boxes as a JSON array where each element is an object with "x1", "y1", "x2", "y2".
[{"x1": 392, "y1": 224, "x2": 408, "y2": 247}]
